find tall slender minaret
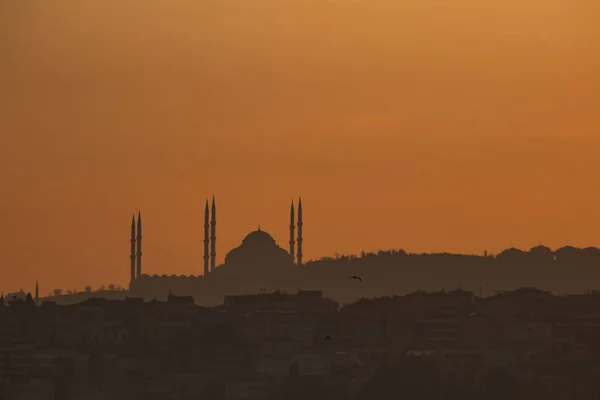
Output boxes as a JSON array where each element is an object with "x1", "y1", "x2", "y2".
[
  {"x1": 210, "y1": 196, "x2": 216, "y2": 271},
  {"x1": 297, "y1": 197, "x2": 303, "y2": 265},
  {"x1": 136, "y1": 211, "x2": 142, "y2": 279},
  {"x1": 130, "y1": 215, "x2": 136, "y2": 283},
  {"x1": 289, "y1": 200, "x2": 295, "y2": 263},
  {"x1": 203, "y1": 199, "x2": 210, "y2": 275},
  {"x1": 34, "y1": 281, "x2": 39, "y2": 305}
]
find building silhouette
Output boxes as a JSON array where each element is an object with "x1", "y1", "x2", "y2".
[
  {"x1": 297, "y1": 197, "x2": 303, "y2": 265},
  {"x1": 129, "y1": 215, "x2": 136, "y2": 287},
  {"x1": 210, "y1": 196, "x2": 217, "y2": 271},
  {"x1": 203, "y1": 199, "x2": 210, "y2": 275},
  {"x1": 136, "y1": 211, "x2": 142, "y2": 279},
  {"x1": 128, "y1": 197, "x2": 305, "y2": 295},
  {"x1": 129, "y1": 212, "x2": 143, "y2": 289}
]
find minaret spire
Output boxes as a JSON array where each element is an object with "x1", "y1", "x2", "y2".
[
  {"x1": 136, "y1": 211, "x2": 142, "y2": 279},
  {"x1": 35, "y1": 281, "x2": 39, "y2": 305},
  {"x1": 210, "y1": 196, "x2": 217, "y2": 271},
  {"x1": 203, "y1": 199, "x2": 210, "y2": 275},
  {"x1": 289, "y1": 200, "x2": 295, "y2": 263},
  {"x1": 130, "y1": 214, "x2": 136, "y2": 284},
  {"x1": 297, "y1": 197, "x2": 303, "y2": 265}
]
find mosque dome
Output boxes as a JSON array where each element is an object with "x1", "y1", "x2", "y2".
[
  {"x1": 242, "y1": 228, "x2": 276, "y2": 247},
  {"x1": 223, "y1": 226, "x2": 293, "y2": 269}
]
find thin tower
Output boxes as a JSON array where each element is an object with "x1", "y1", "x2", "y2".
[
  {"x1": 204, "y1": 199, "x2": 210, "y2": 275},
  {"x1": 210, "y1": 196, "x2": 216, "y2": 271},
  {"x1": 297, "y1": 197, "x2": 303, "y2": 265},
  {"x1": 136, "y1": 211, "x2": 142, "y2": 279},
  {"x1": 35, "y1": 281, "x2": 39, "y2": 305},
  {"x1": 289, "y1": 200, "x2": 295, "y2": 263},
  {"x1": 130, "y1": 215, "x2": 136, "y2": 283}
]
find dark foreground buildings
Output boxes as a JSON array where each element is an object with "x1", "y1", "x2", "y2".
[{"x1": 4, "y1": 287, "x2": 600, "y2": 399}]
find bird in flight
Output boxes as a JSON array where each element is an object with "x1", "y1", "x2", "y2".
[
  {"x1": 324, "y1": 336, "x2": 333, "y2": 340},
  {"x1": 348, "y1": 276, "x2": 362, "y2": 282}
]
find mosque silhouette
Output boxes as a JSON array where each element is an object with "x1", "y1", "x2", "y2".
[{"x1": 128, "y1": 197, "x2": 304, "y2": 296}]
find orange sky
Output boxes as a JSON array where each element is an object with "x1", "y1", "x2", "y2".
[{"x1": 1, "y1": 0, "x2": 599, "y2": 295}]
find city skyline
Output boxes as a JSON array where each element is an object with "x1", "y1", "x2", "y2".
[
  {"x1": 6, "y1": 202, "x2": 600, "y2": 297},
  {"x1": 1, "y1": 0, "x2": 599, "y2": 294}
]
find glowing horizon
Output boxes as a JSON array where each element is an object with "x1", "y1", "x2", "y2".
[{"x1": 1, "y1": 0, "x2": 599, "y2": 294}]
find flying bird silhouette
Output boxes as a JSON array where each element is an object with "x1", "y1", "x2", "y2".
[
  {"x1": 324, "y1": 336, "x2": 333, "y2": 340},
  {"x1": 348, "y1": 276, "x2": 362, "y2": 282}
]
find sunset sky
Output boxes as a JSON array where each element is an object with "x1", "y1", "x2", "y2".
[{"x1": 1, "y1": 0, "x2": 599, "y2": 295}]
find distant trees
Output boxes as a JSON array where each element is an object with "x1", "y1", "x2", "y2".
[
  {"x1": 329, "y1": 245, "x2": 600, "y2": 266},
  {"x1": 319, "y1": 256, "x2": 335, "y2": 262},
  {"x1": 528, "y1": 245, "x2": 554, "y2": 263},
  {"x1": 53, "y1": 288, "x2": 63, "y2": 296},
  {"x1": 322, "y1": 253, "x2": 352, "y2": 261},
  {"x1": 305, "y1": 245, "x2": 600, "y2": 276},
  {"x1": 108, "y1": 284, "x2": 115, "y2": 290},
  {"x1": 495, "y1": 248, "x2": 525, "y2": 264},
  {"x1": 84, "y1": 286, "x2": 92, "y2": 293}
]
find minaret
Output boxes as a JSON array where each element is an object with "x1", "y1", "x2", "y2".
[
  {"x1": 297, "y1": 197, "x2": 303, "y2": 265},
  {"x1": 35, "y1": 281, "x2": 39, "y2": 305},
  {"x1": 136, "y1": 211, "x2": 142, "y2": 279},
  {"x1": 203, "y1": 199, "x2": 210, "y2": 275},
  {"x1": 130, "y1": 215, "x2": 136, "y2": 283},
  {"x1": 210, "y1": 196, "x2": 216, "y2": 271},
  {"x1": 289, "y1": 200, "x2": 295, "y2": 263}
]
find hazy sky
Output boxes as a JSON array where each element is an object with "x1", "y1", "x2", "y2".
[{"x1": 1, "y1": 0, "x2": 599, "y2": 295}]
